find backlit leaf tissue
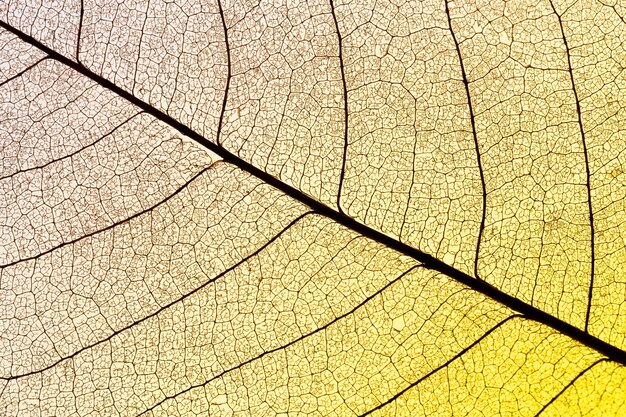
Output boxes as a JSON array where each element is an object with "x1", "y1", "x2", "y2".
[{"x1": 1, "y1": 0, "x2": 626, "y2": 415}]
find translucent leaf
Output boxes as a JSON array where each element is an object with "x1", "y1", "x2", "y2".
[{"x1": 2, "y1": 0, "x2": 626, "y2": 415}]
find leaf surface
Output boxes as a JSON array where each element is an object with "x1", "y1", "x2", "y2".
[{"x1": 1, "y1": 0, "x2": 626, "y2": 415}]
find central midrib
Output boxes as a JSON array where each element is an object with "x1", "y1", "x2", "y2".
[{"x1": 1, "y1": 19, "x2": 624, "y2": 366}]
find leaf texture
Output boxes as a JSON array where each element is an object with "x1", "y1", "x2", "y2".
[{"x1": 1, "y1": 0, "x2": 626, "y2": 415}]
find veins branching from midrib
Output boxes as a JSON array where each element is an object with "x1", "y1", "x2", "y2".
[
  {"x1": 131, "y1": 0, "x2": 150, "y2": 96},
  {"x1": 532, "y1": 358, "x2": 607, "y2": 416},
  {"x1": 548, "y1": 0, "x2": 596, "y2": 333},
  {"x1": 135, "y1": 265, "x2": 423, "y2": 416},
  {"x1": 0, "y1": 56, "x2": 48, "y2": 88},
  {"x1": 0, "y1": 112, "x2": 143, "y2": 181},
  {"x1": 358, "y1": 315, "x2": 523, "y2": 417},
  {"x1": 0, "y1": 212, "x2": 312, "y2": 381},
  {"x1": 1, "y1": 19, "x2": 625, "y2": 366},
  {"x1": 76, "y1": 0, "x2": 84, "y2": 63},
  {"x1": 0, "y1": 164, "x2": 212, "y2": 269},
  {"x1": 216, "y1": 0, "x2": 231, "y2": 147},
  {"x1": 444, "y1": 0, "x2": 487, "y2": 281},
  {"x1": 329, "y1": 0, "x2": 350, "y2": 213}
]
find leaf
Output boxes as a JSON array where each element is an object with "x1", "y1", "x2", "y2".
[{"x1": 1, "y1": 0, "x2": 626, "y2": 415}]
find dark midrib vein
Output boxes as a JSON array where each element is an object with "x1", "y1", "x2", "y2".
[
  {"x1": 329, "y1": 0, "x2": 350, "y2": 213},
  {"x1": 2, "y1": 20, "x2": 625, "y2": 366},
  {"x1": 444, "y1": 0, "x2": 487, "y2": 281},
  {"x1": 0, "y1": 212, "x2": 312, "y2": 381},
  {"x1": 137, "y1": 265, "x2": 423, "y2": 416},
  {"x1": 216, "y1": 0, "x2": 231, "y2": 147},
  {"x1": 548, "y1": 0, "x2": 596, "y2": 333},
  {"x1": 359, "y1": 315, "x2": 522, "y2": 416}
]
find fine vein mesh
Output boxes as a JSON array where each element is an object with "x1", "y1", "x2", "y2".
[
  {"x1": 2, "y1": 0, "x2": 626, "y2": 415},
  {"x1": 219, "y1": 0, "x2": 345, "y2": 207},
  {"x1": 139, "y1": 267, "x2": 512, "y2": 417},
  {"x1": 79, "y1": 0, "x2": 227, "y2": 140},
  {"x1": 368, "y1": 318, "x2": 605, "y2": 417},
  {"x1": 0, "y1": 59, "x2": 136, "y2": 179},
  {"x1": 539, "y1": 360, "x2": 626, "y2": 416},
  {"x1": 0, "y1": 28, "x2": 46, "y2": 83},
  {"x1": 1, "y1": 213, "x2": 416, "y2": 416},
  {"x1": 0, "y1": 163, "x2": 307, "y2": 377},
  {"x1": 450, "y1": 0, "x2": 592, "y2": 327},
  {"x1": 334, "y1": 0, "x2": 484, "y2": 277},
  {"x1": 553, "y1": 0, "x2": 626, "y2": 349},
  {"x1": 0, "y1": 108, "x2": 214, "y2": 263},
  {"x1": 1, "y1": 0, "x2": 81, "y2": 59}
]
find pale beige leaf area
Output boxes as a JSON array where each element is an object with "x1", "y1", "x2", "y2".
[{"x1": 1, "y1": 0, "x2": 626, "y2": 415}]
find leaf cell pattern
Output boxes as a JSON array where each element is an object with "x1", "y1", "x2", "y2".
[
  {"x1": 2, "y1": 0, "x2": 626, "y2": 415},
  {"x1": 0, "y1": 28, "x2": 46, "y2": 83},
  {"x1": 219, "y1": 0, "x2": 346, "y2": 207},
  {"x1": 79, "y1": 0, "x2": 228, "y2": 141}
]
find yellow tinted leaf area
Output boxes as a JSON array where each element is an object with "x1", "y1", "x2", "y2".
[{"x1": 1, "y1": 0, "x2": 626, "y2": 415}]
